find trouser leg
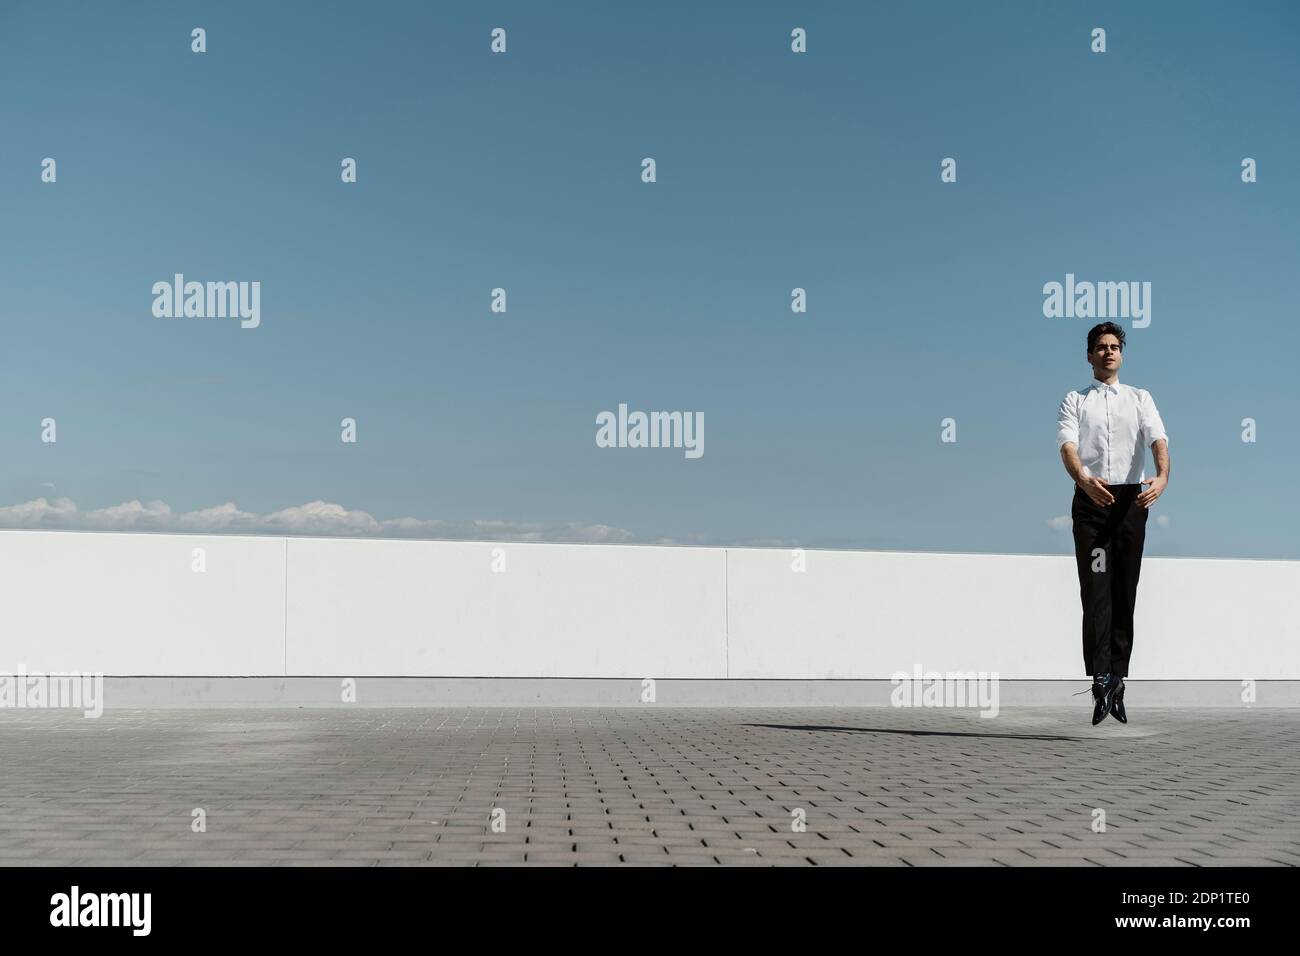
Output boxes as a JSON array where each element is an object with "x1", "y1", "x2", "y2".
[
  {"x1": 1071, "y1": 487, "x2": 1115, "y2": 676},
  {"x1": 1107, "y1": 488, "x2": 1148, "y2": 679}
]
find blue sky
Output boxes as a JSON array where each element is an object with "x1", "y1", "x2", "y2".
[{"x1": 1, "y1": 0, "x2": 1297, "y2": 558}]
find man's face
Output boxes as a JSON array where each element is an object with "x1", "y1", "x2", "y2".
[{"x1": 1089, "y1": 334, "x2": 1123, "y2": 376}]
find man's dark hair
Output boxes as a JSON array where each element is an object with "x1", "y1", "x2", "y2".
[{"x1": 1087, "y1": 321, "x2": 1126, "y2": 353}]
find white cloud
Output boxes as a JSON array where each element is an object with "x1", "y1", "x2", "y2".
[
  {"x1": 174, "y1": 502, "x2": 260, "y2": 531},
  {"x1": 0, "y1": 497, "x2": 633, "y2": 544},
  {"x1": 0, "y1": 496, "x2": 78, "y2": 525},
  {"x1": 262, "y1": 501, "x2": 382, "y2": 536},
  {"x1": 1154, "y1": 514, "x2": 1169, "y2": 528},
  {"x1": 82, "y1": 499, "x2": 174, "y2": 529}
]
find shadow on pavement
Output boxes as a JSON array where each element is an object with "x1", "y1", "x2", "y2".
[{"x1": 744, "y1": 723, "x2": 1085, "y2": 741}]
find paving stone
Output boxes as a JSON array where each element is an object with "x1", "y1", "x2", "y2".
[{"x1": 0, "y1": 706, "x2": 1297, "y2": 866}]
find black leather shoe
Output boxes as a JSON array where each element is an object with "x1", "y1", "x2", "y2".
[
  {"x1": 1091, "y1": 674, "x2": 1116, "y2": 725},
  {"x1": 1111, "y1": 676, "x2": 1127, "y2": 723}
]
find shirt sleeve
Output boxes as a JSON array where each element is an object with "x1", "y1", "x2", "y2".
[
  {"x1": 1055, "y1": 393, "x2": 1079, "y2": 451},
  {"x1": 1139, "y1": 390, "x2": 1168, "y2": 446}
]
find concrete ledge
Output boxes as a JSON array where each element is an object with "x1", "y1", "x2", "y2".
[{"x1": 49, "y1": 677, "x2": 1300, "y2": 709}]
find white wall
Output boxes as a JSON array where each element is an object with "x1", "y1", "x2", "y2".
[
  {"x1": 1, "y1": 529, "x2": 1296, "y2": 679},
  {"x1": 0, "y1": 530, "x2": 284, "y2": 674},
  {"x1": 285, "y1": 537, "x2": 724, "y2": 677},
  {"x1": 726, "y1": 549, "x2": 1300, "y2": 679}
]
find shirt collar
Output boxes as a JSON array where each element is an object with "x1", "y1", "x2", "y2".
[{"x1": 1090, "y1": 378, "x2": 1121, "y2": 393}]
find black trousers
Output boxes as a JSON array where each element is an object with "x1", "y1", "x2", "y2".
[{"x1": 1071, "y1": 483, "x2": 1148, "y2": 678}]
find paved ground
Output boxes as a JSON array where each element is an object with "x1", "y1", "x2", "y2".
[{"x1": 1, "y1": 707, "x2": 1297, "y2": 866}]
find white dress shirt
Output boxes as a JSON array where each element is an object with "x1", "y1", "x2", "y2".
[{"x1": 1056, "y1": 380, "x2": 1168, "y2": 485}]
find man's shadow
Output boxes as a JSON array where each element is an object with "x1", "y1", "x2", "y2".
[{"x1": 744, "y1": 723, "x2": 1085, "y2": 741}]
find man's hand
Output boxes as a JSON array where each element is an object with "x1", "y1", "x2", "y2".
[
  {"x1": 1078, "y1": 476, "x2": 1115, "y2": 507},
  {"x1": 1136, "y1": 475, "x2": 1167, "y2": 509}
]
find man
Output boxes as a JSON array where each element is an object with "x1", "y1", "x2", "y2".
[{"x1": 1056, "y1": 322, "x2": 1171, "y2": 725}]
